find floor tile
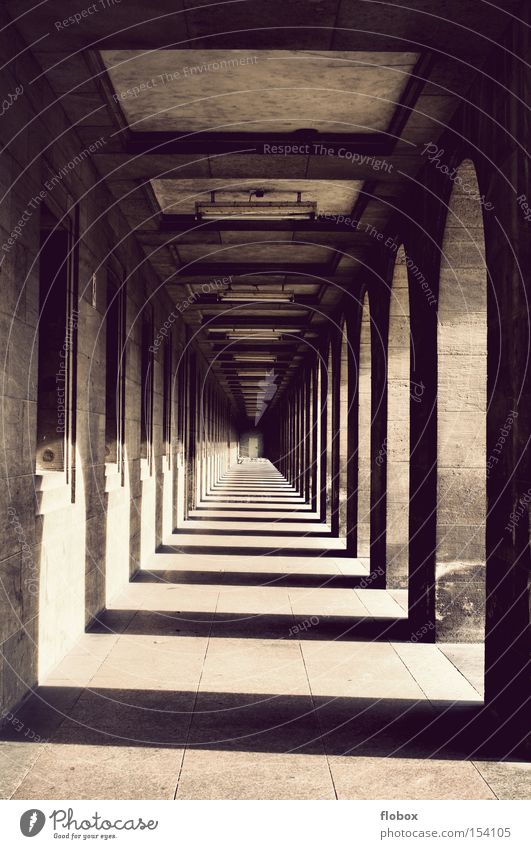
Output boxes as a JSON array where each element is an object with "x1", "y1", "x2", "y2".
[
  {"x1": 472, "y1": 760, "x2": 531, "y2": 799},
  {"x1": 330, "y1": 756, "x2": 495, "y2": 799},
  {"x1": 176, "y1": 749, "x2": 335, "y2": 800}
]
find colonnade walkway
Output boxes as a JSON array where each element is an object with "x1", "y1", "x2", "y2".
[{"x1": 2, "y1": 461, "x2": 526, "y2": 800}]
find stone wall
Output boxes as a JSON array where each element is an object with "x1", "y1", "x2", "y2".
[{"x1": 0, "y1": 13, "x2": 235, "y2": 714}]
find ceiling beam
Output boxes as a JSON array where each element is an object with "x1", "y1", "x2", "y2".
[
  {"x1": 93, "y1": 152, "x2": 408, "y2": 182},
  {"x1": 194, "y1": 294, "x2": 318, "y2": 305},
  {"x1": 387, "y1": 52, "x2": 435, "y2": 152},
  {"x1": 10, "y1": 0, "x2": 520, "y2": 55},
  {"x1": 172, "y1": 262, "x2": 332, "y2": 277},
  {"x1": 156, "y1": 218, "x2": 375, "y2": 235},
  {"x1": 125, "y1": 131, "x2": 393, "y2": 157}
]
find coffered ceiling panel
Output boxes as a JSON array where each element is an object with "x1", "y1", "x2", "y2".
[
  {"x1": 150, "y1": 178, "x2": 362, "y2": 216},
  {"x1": 101, "y1": 50, "x2": 419, "y2": 134}
]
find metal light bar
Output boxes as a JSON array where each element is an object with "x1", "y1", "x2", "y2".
[
  {"x1": 196, "y1": 201, "x2": 316, "y2": 221},
  {"x1": 218, "y1": 292, "x2": 294, "y2": 303},
  {"x1": 209, "y1": 326, "x2": 300, "y2": 334},
  {"x1": 232, "y1": 355, "x2": 276, "y2": 362},
  {"x1": 227, "y1": 333, "x2": 281, "y2": 340},
  {"x1": 224, "y1": 328, "x2": 302, "y2": 335}
]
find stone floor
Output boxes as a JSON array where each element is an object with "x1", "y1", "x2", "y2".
[{"x1": 1, "y1": 462, "x2": 529, "y2": 800}]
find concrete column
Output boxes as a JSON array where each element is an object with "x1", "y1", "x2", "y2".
[
  {"x1": 185, "y1": 352, "x2": 197, "y2": 518},
  {"x1": 311, "y1": 362, "x2": 319, "y2": 512},
  {"x1": 285, "y1": 399, "x2": 291, "y2": 482},
  {"x1": 338, "y1": 327, "x2": 349, "y2": 537},
  {"x1": 358, "y1": 294, "x2": 373, "y2": 558},
  {"x1": 288, "y1": 398, "x2": 294, "y2": 484},
  {"x1": 295, "y1": 388, "x2": 301, "y2": 492},
  {"x1": 301, "y1": 377, "x2": 306, "y2": 499},
  {"x1": 284, "y1": 401, "x2": 289, "y2": 481},
  {"x1": 300, "y1": 382, "x2": 307, "y2": 496},
  {"x1": 213, "y1": 393, "x2": 217, "y2": 488},
  {"x1": 280, "y1": 410, "x2": 286, "y2": 478},
  {"x1": 210, "y1": 388, "x2": 214, "y2": 488},
  {"x1": 330, "y1": 339, "x2": 341, "y2": 537},
  {"x1": 202, "y1": 385, "x2": 208, "y2": 498},
  {"x1": 325, "y1": 345, "x2": 334, "y2": 526},
  {"x1": 387, "y1": 250, "x2": 411, "y2": 588},
  {"x1": 197, "y1": 375, "x2": 205, "y2": 503},
  {"x1": 288, "y1": 401, "x2": 292, "y2": 482},
  {"x1": 209, "y1": 389, "x2": 213, "y2": 487},
  {"x1": 319, "y1": 350, "x2": 328, "y2": 523},
  {"x1": 483, "y1": 184, "x2": 531, "y2": 741},
  {"x1": 345, "y1": 304, "x2": 361, "y2": 556},
  {"x1": 407, "y1": 233, "x2": 439, "y2": 639},
  {"x1": 303, "y1": 377, "x2": 311, "y2": 501},
  {"x1": 369, "y1": 295, "x2": 389, "y2": 583}
]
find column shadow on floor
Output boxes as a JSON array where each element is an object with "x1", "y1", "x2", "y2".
[
  {"x1": 1, "y1": 685, "x2": 520, "y2": 760},
  {"x1": 186, "y1": 516, "x2": 321, "y2": 523},
  {"x1": 175, "y1": 529, "x2": 335, "y2": 538},
  {"x1": 132, "y1": 570, "x2": 375, "y2": 589},
  {"x1": 90, "y1": 609, "x2": 410, "y2": 641},
  {"x1": 159, "y1": 546, "x2": 349, "y2": 557}
]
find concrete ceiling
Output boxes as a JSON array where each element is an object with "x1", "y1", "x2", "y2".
[
  {"x1": 6, "y1": 0, "x2": 520, "y2": 424},
  {"x1": 101, "y1": 50, "x2": 419, "y2": 133}
]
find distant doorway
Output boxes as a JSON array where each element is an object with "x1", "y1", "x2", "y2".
[{"x1": 240, "y1": 429, "x2": 264, "y2": 459}]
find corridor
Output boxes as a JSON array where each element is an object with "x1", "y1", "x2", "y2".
[{"x1": 2, "y1": 461, "x2": 520, "y2": 801}]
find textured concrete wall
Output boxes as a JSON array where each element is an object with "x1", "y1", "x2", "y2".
[
  {"x1": 436, "y1": 160, "x2": 487, "y2": 642},
  {"x1": 386, "y1": 248, "x2": 410, "y2": 587},
  {"x1": 0, "y1": 20, "x2": 234, "y2": 713}
]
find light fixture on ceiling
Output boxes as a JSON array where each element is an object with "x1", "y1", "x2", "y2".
[
  {"x1": 232, "y1": 354, "x2": 276, "y2": 361},
  {"x1": 222, "y1": 327, "x2": 301, "y2": 335},
  {"x1": 227, "y1": 333, "x2": 281, "y2": 341},
  {"x1": 209, "y1": 327, "x2": 300, "y2": 336},
  {"x1": 217, "y1": 291, "x2": 294, "y2": 303},
  {"x1": 196, "y1": 190, "x2": 316, "y2": 221}
]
